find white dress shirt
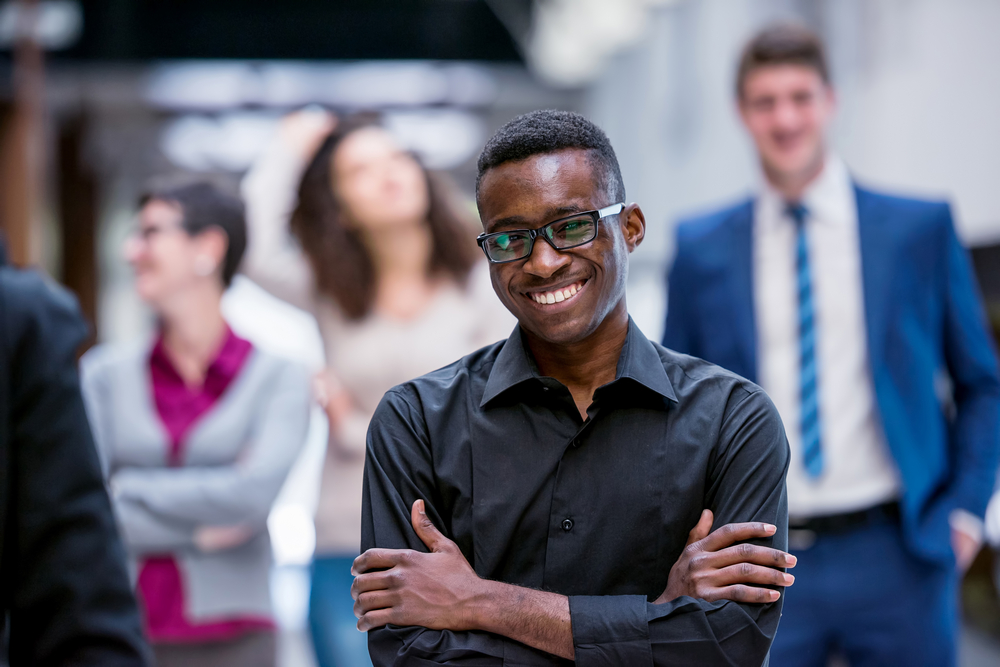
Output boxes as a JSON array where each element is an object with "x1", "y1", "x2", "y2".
[{"x1": 753, "y1": 155, "x2": 902, "y2": 519}]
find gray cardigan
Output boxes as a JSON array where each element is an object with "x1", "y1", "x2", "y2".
[{"x1": 80, "y1": 339, "x2": 311, "y2": 621}]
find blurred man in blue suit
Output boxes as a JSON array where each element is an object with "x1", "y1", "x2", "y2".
[{"x1": 663, "y1": 24, "x2": 1000, "y2": 667}]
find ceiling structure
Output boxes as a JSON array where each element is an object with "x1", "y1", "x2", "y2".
[{"x1": 46, "y1": 0, "x2": 523, "y2": 62}]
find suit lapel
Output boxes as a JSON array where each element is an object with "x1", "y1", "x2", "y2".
[
  {"x1": 855, "y1": 185, "x2": 891, "y2": 377},
  {"x1": 730, "y1": 200, "x2": 758, "y2": 383}
]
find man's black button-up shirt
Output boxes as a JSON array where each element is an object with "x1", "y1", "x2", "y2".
[{"x1": 362, "y1": 319, "x2": 789, "y2": 666}]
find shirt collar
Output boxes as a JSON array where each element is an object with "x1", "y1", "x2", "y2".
[
  {"x1": 757, "y1": 153, "x2": 855, "y2": 230},
  {"x1": 150, "y1": 323, "x2": 253, "y2": 389},
  {"x1": 480, "y1": 318, "x2": 677, "y2": 408}
]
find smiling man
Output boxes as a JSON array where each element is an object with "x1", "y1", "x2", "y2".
[
  {"x1": 663, "y1": 25, "x2": 1000, "y2": 667},
  {"x1": 352, "y1": 110, "x2": 793, "y2": 666}
]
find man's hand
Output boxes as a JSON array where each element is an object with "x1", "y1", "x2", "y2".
[
  {"x1": 194, "y1": 525, "x2": 256, "y2": 553},
  {"x1": 352, "y1": 500, "x2": 487, "y2": 632},
  {"x1": 656, "y1": 509, "x2": 795, "y2": 604},
  {"x1": 313, "y1": 371, "x2": 356, "y2": 434},
  {"x1": 951, "y1": 526, "x2": 981, "y2": 574}
]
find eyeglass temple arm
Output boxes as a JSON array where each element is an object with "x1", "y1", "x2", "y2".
[{"x1": 598, "y1": 203, "x2": 625, "y2": 218}]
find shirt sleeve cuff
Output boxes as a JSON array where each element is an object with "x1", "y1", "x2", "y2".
[
  {"x1": 568, "y1": 595, "x2": 652, "y2": 667},
  {"x1": 950, "y1": 508, "x2": 985, "y2": 544}
]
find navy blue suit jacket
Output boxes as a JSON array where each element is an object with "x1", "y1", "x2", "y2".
[{"x1": 662, "y1": 185, "x2": 1000, "y2": 564}]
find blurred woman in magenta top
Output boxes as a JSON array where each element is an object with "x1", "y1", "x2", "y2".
[{"x1": 81, "y1": 181, "x2": 311, "y2": 667}]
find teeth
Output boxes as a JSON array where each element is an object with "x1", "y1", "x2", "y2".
[{"x1": 530, "y1": 282, "x2": 584, "y2": 305}]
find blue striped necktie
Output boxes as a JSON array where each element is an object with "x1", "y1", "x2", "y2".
[{"x1": 787, "y1": 202, "x2": 824, "y2": 478}]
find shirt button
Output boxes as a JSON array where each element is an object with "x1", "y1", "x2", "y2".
[{"x1": 561, "y1": 518, "x2": 574, "y2": 532}]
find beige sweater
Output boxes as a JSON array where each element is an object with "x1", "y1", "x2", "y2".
[{"x1": 241, "y1": 140, "x2": 516, "y2": 555}]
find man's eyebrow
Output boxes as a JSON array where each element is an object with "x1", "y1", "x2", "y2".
[
  {"x1": 487, "y1": 215, "x2": 530, "y2": 233},
  {"x1": 486, "y1": 204, "x2": 589, "y2": 233}
]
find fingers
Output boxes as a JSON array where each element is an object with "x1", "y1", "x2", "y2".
[
  {"x1": 312, "y1": 373, "x2": 330, "y2": 408},
  {"x1": 357, "y1": 608, "x2": 396, "y2": 632},
  {"x1": 351, "y1": 570, "x2": 398, "y2": 598},
  {"x1": 353, "y1": 588, "x2": 397, "y2": 618},
  {"x1": 704, "y1": 584, "x2": 781, "y2": 604},
  {"x1": 712, "y1": 563, "x2": 795, "y2": 588},
  {"x1": 700, "y1": 542, "x2": 797, "y2": 569},
  {"x1": 193, "y1": 525, "x2": 255, "y2": 553},
  {"x1": 686, "y1": 509, "x2": 714, "y2": 547},
  {"x1": 410, "y1": 499, "x2": 457, "y2": 554},
  {"x1": 697, "y1": 521, "x2": 777, "y2": 552},
  {"x1": 352, "y1": 548, "x2": 411, "y2": 575}
]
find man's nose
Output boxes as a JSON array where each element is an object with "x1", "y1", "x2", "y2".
[
  {"x1": 523, "y1": 237, "x2": 572, "y2": 278},
  {"x1": 772, "y1": 98, "x2": 802, "y2": 130}
]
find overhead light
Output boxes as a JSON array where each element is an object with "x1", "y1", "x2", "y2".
[
  {"x1": 160, "y1": 108, "x2": 484, "y2": 173},
  {"x1": 384, "y1": 109, "x2": 485, "y2": 170},
  {"x1": 160, "y1": 112, "x2": 280, "y2": 172},
  {"x1": 0, "y1": 0, "x2": 82, "y2": 50},
  {"x1": 526, "y1": 0, "x2": 678, "y2": 87},
  {"x1": 144, "y1": 60, "x2": 499, "y2": 111}
]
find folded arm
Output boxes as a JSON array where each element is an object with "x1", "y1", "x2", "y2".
[
  {"x1": 358, "y1": 396, "x2": 554, "y2": 665},
  {"x1": 111, "y1": 362, "x2": 311, "y2": 528},
  {"x1": 357, "y1": 387, "x2": 791, "y2": 666},
  {"x1": 112, "y1": 498, "x2": 195, "y2": 552}
]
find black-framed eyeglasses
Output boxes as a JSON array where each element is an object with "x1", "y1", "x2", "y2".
[{"x1": 476, "y1": 202, "x2": 625, "y2": 264}]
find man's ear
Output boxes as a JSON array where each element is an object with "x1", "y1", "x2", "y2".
[{"x1": 621, "y1": 204, "x2": 645, "y2": 253}]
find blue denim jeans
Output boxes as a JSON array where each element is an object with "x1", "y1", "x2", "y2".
[{"x1": 309, "y1": 556, "x2": 373, "y2": 667}]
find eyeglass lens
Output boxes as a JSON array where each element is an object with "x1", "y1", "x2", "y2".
[{"x1": 485, "y1": 215, "x2": 597, "y2": 262}]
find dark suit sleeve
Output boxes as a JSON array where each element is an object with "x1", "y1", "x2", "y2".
[
  {"x1": 662, "y1": 225, "x2": 700, "y2": 356},
  {"x1": 937, "y1": 206, "x2": 1000, "y2": 518},
  {"x1": 568, "y1": 386, "x2": 789, "y2": 667},
  {"x1": 0, "y1": 270, "x2": 148, "y2": 666},
  {"x1": 362, "y1": 389, "x2": 557, "y2": 666}
]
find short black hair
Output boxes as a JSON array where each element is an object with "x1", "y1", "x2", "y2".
[
  {"x1": 736, "y1": 24, "x2": 830, "y2": 98},
  {"x1": 139, "y1": 180, "x2": 247, "y2": 287},
  {"x1": 476, "y1": 109, "x2": 625, "y2": 206}
]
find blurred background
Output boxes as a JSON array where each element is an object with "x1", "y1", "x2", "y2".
[{"x1": 1, "y1": 1, "x2": 998, "y2": 665}]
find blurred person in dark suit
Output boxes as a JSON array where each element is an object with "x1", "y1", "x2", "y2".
[
  {"x1": 0, "y1": 248, "x2": 149, "y2": 666},
  {"x1": 662, "y1": 24, "x2": 1000, "y2": 666},
  {"x1": 241, "y1": 112, "x2": 514, "y2": 667},
  {"x1": 80, "y1": 182, "x2": 311, "y2": 667}
]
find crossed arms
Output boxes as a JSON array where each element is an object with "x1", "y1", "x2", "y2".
[
  {"x1": 354, "y1": 500, "x2": 794, "y2": 662},
  {"x1": 354, "y1": 387, "x2": 792, "y2": 666}
]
